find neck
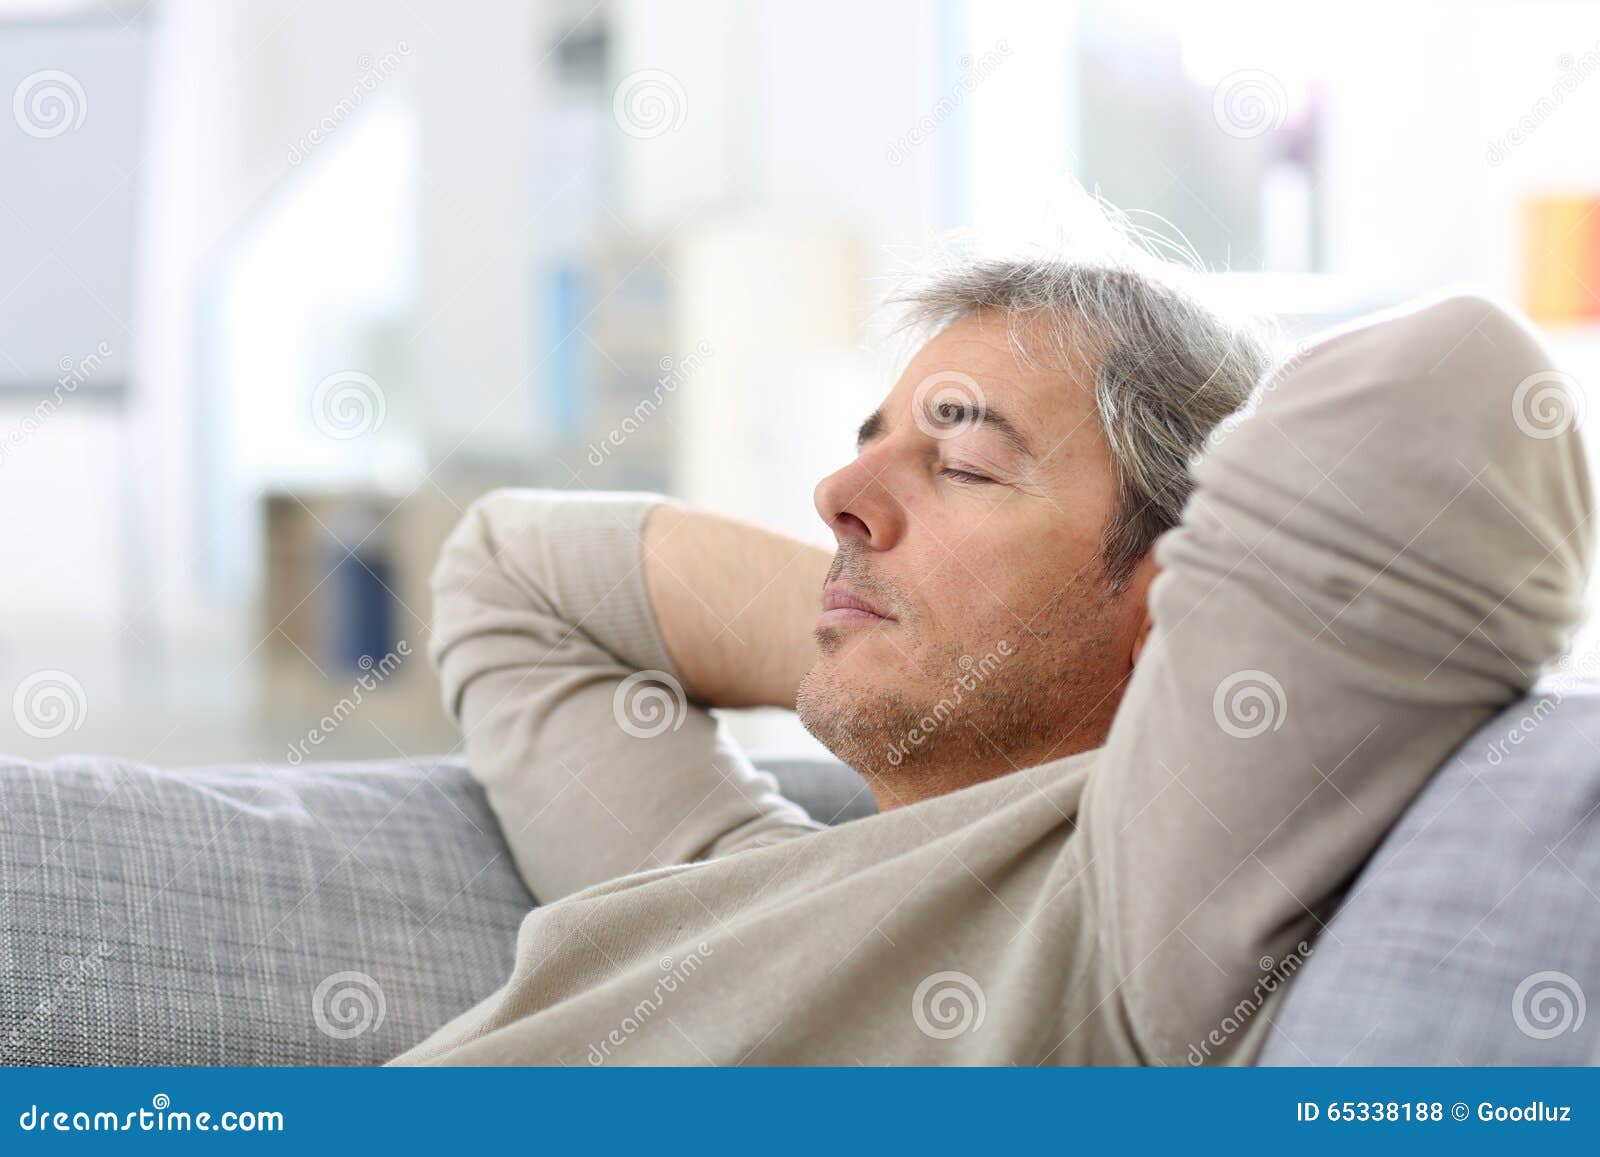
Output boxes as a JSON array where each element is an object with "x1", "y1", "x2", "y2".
[{"x1": 861, "y1": 723, "x2": 1111, "y2": 811}]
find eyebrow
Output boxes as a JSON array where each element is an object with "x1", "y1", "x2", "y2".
[
  {"x1": 855, "y1": 410, "x2": 886, "y2": 447},
  {"x1": 855, "y1": 403, "x2": 1035, "y2": 458}
]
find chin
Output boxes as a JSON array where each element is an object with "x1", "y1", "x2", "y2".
[{"x1": 796, "y1": 661, "x2": 920, "y2": 772}]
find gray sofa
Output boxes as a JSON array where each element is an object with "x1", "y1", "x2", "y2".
[{"x1": 3, "y1": 680, "x2": 1599, "y2": 1066}]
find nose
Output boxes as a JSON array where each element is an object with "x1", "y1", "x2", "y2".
[{"x1": 814, "y1": 453, "x2": 907, "y2": 552}]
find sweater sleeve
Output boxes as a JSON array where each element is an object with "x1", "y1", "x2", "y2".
[
  {"x1": 429, "y1": 489, "x2": 820, "y2": 903},
  {"x1": 1077, "y1": 294, "x2": 1595, "y2": 1063}
]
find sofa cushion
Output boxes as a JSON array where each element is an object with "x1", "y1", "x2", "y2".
[
  {"x1": 1258, "y1": 677, "x2": 1600, "y2": 1065},
  {"x1": 0, "y1": 752, "x2": 872, "y2": 1066},
  {"x1": 12, "y1": 679, "x2": 1600, "y2": 1069}
]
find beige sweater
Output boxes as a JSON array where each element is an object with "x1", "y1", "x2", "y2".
[{"x1": 389, "y1": 294, "x2": 1593, "y2": 1066}]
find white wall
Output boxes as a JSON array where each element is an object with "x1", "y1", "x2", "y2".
[
  {"x1": 1, "y1": 0, "x2": 549, "y2": 748},
  {"x1": 612, "y1": 0, "x2": 946, "y2": 249},
  {"x1": 614, "y1": 0, "x2": 951, "y2": 544}
]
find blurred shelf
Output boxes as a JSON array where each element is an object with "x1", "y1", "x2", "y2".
[{"x1": 258, "y1": 476, "x2": 518, "y2": 745}]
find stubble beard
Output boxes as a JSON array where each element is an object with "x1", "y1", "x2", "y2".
[{"x1": 796, "y1": 575, "x2": 1127, "y2": 805}]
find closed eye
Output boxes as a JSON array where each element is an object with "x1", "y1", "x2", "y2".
[{"x1": 939, "y1": 466, "x2": 995, "y2": 484}]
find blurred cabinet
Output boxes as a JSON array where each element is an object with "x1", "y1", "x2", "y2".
[
  {"x1": 542, "y1": 239, "x2": 680, "y2": 494},
  {"x1": 259, "y1": 478, "x2": 514, "y2": 753}
]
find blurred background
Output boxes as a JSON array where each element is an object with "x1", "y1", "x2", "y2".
[{"x1": 3, "y1": 0, "x2": 1600, "y2": 766}]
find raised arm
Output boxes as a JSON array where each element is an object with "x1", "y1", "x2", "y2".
[
  {"x1": 1077, "y1": 294, "x2": 1594, "y2": 1063},
  {"x1": 642, "y1": 502, "x2": 831, "y2": 709},
  {"x1": 429, "y1": 490, "x2": 825, "y2": 902}
]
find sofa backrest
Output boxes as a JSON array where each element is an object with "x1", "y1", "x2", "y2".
[{"x1": 1257, "y1": 678, "x2": 1600, "y2": 1065}]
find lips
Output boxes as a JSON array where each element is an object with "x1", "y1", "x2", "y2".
[{"x1": 819, "y1": 581, "x2": 897, "y2": 628}]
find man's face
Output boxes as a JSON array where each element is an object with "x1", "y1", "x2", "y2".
[{"x1": 794, "y1": 310, "x2": 1153, "y2": 805}]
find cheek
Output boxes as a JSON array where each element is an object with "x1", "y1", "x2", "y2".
[
  {"x1": 949, "y1": 527, "x2": 1105, "y2": 629},
  {"x1": 895, "y1": 494, "x2": 1106, "y2": 629},
  {"x1": 904, "y1": 558, "x2": 1019, "y2": 656}
]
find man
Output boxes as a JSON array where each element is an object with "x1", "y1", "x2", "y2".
[{"x1": 389, "y1": 260, "x2": 1591, "y2": 1065}]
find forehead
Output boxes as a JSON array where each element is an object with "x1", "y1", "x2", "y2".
[{"x1": 886, "y1": 312, "x2": 1100, "y2": 448}]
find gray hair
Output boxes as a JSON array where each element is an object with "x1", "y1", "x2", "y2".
[{"x1": 896, "y1": 257, "x2": 1276, "y2": 588}]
